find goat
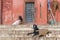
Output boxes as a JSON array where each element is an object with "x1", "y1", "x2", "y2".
[{"x1": 27, "y1": 29, "x2": 51, "y2": 37}]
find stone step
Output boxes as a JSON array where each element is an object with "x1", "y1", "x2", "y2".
[
  {"x1": 0, "y1": 25, "x2": 60, "y2": 37},
  {"x1": 0, "y1": 25, "x2": 60, "y2": 40}
]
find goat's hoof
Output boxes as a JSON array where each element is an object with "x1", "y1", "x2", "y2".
[
  {"x1": 27, "y1": 33, "x2": 29, "y2": 35},
  {"x1": 39, "y1": 35, "x2": 44, "y2": 37}
]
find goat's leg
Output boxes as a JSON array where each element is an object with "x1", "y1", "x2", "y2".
[
  {"x1": 39, "y1": 35, "x2": 44, "y2": 37},
  {"x1": 27, "y1": 32, "x2": 33, "y2": 35},
  {"x1": 46, "y1": 31, "x2": 51, "y2": 36},
  {"x1": 47, "y1": 31, "x2": 51, "y2": 34},
  {"x1": 32, "y1": 32, "x2": 39, "y2": 37},
  {"x1": 32, "y1": 33, "x2": 37, "y2": 37}
]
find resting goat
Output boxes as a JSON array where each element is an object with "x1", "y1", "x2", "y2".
[{"x1": 27, "y1": 24, "x2": 51, "y2": 37}]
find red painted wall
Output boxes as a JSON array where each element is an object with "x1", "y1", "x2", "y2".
[
  {"x1": 0, "y1": 0, "x2": 1, "y2": 24},
  {"x1": 50, "y1": 0, "x2": 60, "y2": 23},
  {"x1": 35, "y1": 0, "x2": 47, "y2": 25},
  {"x1": 2, "y1": 0, "x2": 13, "y2": 25},
  {"x1": 56, "y1": 0, "x2": 60, "y2": 22},
  {"x1": 12, "y1": 0, "x2": 47, "y2": 25},
  {"x1": 13, "y1": 0, "x2": 24, "y2": 22},
  {"x1": 1, "y1": 0, "x2": 60, "y2": 25}
]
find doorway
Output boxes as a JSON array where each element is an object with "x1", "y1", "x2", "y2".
[{"x1": 25, "y1": 2, "x2": 35, "y2": 23}]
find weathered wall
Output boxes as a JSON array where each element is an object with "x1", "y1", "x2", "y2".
[
  {"x1": 1, "y1": 0, "x2": 60, "y2": 25},
  {"x1": 56, "y1": 0, "x2": 60, "y2": 22},
  {"x1": 35, "y1": 0, "x2": 47, "y2": 24},
  {"x1": 50, "y1": 0, "x2": 60, "y2": 23},
  {"x1": 12, "y1": 0, "x2": 47, "y2": 25},
  {"x1": 13, "y1": 0, "x2": 24, "y2": 22},
  {"x1": 0, "y1": 0, "x2": 1, "y2": 24},
  {"x1": 2, "y1": 0, "x2": 13, "y2": 25}
]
